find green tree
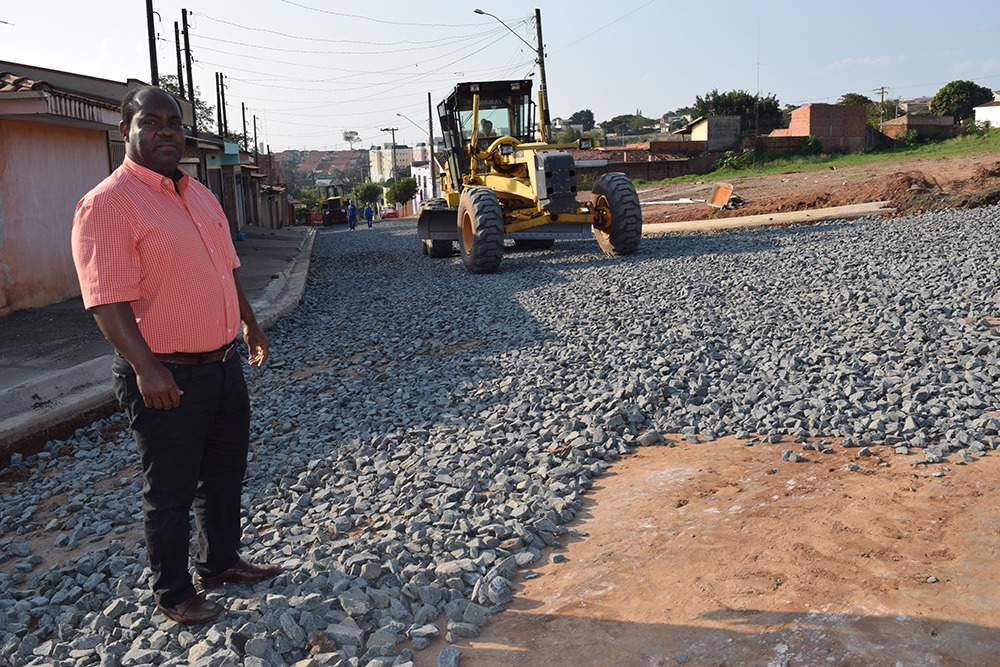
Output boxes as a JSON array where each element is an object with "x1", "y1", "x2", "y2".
[
  {"x1": 386, "y1": 177, "x2": 418, "y2": 206},
  {"x1": 568, "y1": 109, "x2": 595, "y2": 131},
  {"x1": 931, "y1": 80, "x2": 993, "y2": 122},
  {"x1": 781, "y1": 103, "x2": 798, "y2": 128},
  {"x1": 598, "y1": 115, "x2": 625, "y2": 133},
  {"x1": 838, "y1": 93, "x2": 874, "y2": 106},
  {"x1": 693, "y1": 89, "x2": 783, "y2": 134},
  {"x1": 598, "y1": 113, "x2": 657, "y2": 134},
  {"x1": 158, "y1": 74, "x2": 216, "y2": 133},
  {"x1": 296, "y1": 187, "x2": 322, "y2": 209},
  {"x1": 352, "y1": 182, "x2": 383, "y2": 206},
  {"x1": 552, "y1": 126, "x2": 581, "y2": 144},
  {"x1": 343, "y1": 130, "x2": 361, "y2": 149}
]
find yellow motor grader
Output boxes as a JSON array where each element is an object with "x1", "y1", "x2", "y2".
[{"x1": 417, "y1": 79, "x2": 642, "y2": 273}]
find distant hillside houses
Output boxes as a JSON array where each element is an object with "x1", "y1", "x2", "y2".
[{"x1": 275, "y1": 149, "x2": 369, "y2": 184}]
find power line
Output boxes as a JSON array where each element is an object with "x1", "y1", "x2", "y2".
[
  {"x1": 187, "y1": 29, "x2": 499, "y2": 57},
  {"x1": 277, "y1": 0, "x2": 491, "y2": 28},
  {"x1": 552, "y1": 0, "x2": 655, "y2": 54},
  {"x1": 193, "y1": 12, "x2": 506, "y2": 51}
]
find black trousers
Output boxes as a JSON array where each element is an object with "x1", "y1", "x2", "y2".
[{"x1": 113, "y1": 353, "x2": 250, "y2": 607}]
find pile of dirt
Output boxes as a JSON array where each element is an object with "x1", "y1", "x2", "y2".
[{"x1": 970, "y1": 160, "x2": 1000, "y2": 186}]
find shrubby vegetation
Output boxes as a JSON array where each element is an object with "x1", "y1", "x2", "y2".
[
  {"x1": 931, "y1": 80, "x2": 994, "y2": 122},
  {"x1": 352, "y1": 182, "x2": 383, "y2": 206},
  {"x1": 385, "y1": 178, "x2": 418, "y2": 206}
]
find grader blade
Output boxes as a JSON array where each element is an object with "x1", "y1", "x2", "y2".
[{"x1": 417, "y1": 206, "x2": 459, "y2": 241}]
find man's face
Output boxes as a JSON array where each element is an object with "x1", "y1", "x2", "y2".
[{"x1": 120, "y1": 88, "x2": 185, "y2": 177}]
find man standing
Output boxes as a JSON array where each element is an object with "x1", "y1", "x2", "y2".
[
  {"x1": 347, "y1": 199, "x2": 359, "y2": 230},
  {"x1": 364, "y1": 202, "x2": 374, "y2": 229},
  {"x1": 71, "y1": 86, "x2": 280, "y2": 626}
]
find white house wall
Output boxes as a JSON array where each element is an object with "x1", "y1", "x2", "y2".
[{"x1": 975, "y1": 105, "x2": 1000, "y2": 127}]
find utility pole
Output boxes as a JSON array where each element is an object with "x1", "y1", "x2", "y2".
[
  {"x1": 242, "y1": 102, "x2": 248, "y2": 151},
  {"x1": 874, "y1": 86, "x2": 888, "y2": 125},
  {"x1": 428, "y1": 92, "x2": 437, "y2": 197},
  {"x1": 380, "y1": 127, "x2": 398, "y2": 182},
  {"x1": 182, "y1": 9, "x2": 196, "y2": 133},
  {"x1": 473, "y1": 8, "x2": 550, "y2": 141},
  {"x1": 145, "y1": 0, "x2": 159, "y2": 85},
  {"x1": 173, "y1": 22, "x2": 185, "y2": 98},
  {"x1": 253, "y1": 115, "x2": 259, "y2": 162},
  {"x1": 534, "y1": 8, "x2": 550, "y2": 142},
  {"x1": 215, "y1": 72, "x2": 223, "y2": 135},
  {"x1": 220, "y1": 72, "x2": 229, "y2": 135}
]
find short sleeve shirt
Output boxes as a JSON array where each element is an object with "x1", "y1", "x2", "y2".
[{"x1": 71, "y1": 157, "x2": 241, "y2": 354}]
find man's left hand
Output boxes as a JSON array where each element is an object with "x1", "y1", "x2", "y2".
[{"x1": 243, "y1": 323, "x2": 269, "y2": 368}]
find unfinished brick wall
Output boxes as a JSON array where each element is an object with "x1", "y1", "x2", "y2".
[{"x1": 770, "y1": 104, "x2": 867, "y2": 151}]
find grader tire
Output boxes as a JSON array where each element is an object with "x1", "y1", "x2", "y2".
[
  {"x1": 592, "y1": 172, "x2": 642, "y2": 256},
  {"x1": 458, "y1": 187, "x2": 504, "y2": 273},
  {"x1": 514, "y1": 239, "x2": 555, "y2": 250},
  {"x1": 419, "y1": 198, "x2": 455, "y2": 258}
]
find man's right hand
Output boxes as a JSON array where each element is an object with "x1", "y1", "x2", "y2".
[
  {"x1": 91, "y1": 302, "x2": 184, "y2": 410},
  {"x1": 135, "y1": 362, "x2": 184, "y2": 409}
]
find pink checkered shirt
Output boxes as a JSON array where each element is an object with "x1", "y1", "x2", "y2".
[{"x1": 72, "y1": 157, "x2": 241, "y2": 354}]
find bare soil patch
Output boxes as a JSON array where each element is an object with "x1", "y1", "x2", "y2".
[
  {"x1": 421, "y1": 437, "x2": 1000, "y2": 666},
  {"x1": 639, "y1": 151, "x2": 1000, "y2": 224}
]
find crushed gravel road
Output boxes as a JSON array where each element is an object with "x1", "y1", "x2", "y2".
[{"x1": 1, "y1": 201, "x2": 999, "y2": 666}]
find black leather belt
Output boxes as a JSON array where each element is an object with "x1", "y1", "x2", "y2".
[{"x1": 154, "y1": 341, "x2": 238, "y2": 365}]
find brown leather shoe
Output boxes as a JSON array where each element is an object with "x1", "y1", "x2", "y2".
[
  {"x1": 156, "y1": 593, "x2": 224, "y2": 625},
  {"x1": 197, "y1": 558, "x2": 281, "y2": 586}
]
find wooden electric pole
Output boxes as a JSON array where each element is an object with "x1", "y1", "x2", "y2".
[{"x1": 146, "y1": 0, "x2": 159, "y2": 85}]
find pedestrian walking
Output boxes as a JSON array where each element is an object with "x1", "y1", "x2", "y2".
[
  {"x1": 364, "y1": 202, "x2": 374, "y2": 228},
  {"x1": 347, "y1": 200, "x2": 358, "y2": 230},
  {"x1": 71, "y1": 86, "x2": 280, "y2": 626}
]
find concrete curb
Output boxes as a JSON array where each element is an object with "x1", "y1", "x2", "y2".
[
  {"x1": 253, "y1": 228, "x2": 315, "y2": 331},
  {"x1": 0, "y1": 356, "x2": 116, "y2": 449},
  {"x1": 0, "y1": 228, "x2": 315, "y2": 452}
]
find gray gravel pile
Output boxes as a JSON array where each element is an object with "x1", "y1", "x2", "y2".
[{"x1": 1, "y1": 207, "x2": 999, "y2": 666}]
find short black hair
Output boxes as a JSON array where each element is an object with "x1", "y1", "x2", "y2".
[{"x1": 120, "y1": 86, "x2": 180, "y2": 126}]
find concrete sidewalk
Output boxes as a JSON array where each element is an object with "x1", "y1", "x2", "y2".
[{"x1": 0, "y1": 225, "x2": 315, "y2": 460}]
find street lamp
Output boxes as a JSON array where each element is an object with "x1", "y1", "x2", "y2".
[
  {"x1": 474, "y1": 8, "x2": 550, "y2": 141},
  {"x1": 395, "y1": 112, "x2": 423, "y2": 134}
]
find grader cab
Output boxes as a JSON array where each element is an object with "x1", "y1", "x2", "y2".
[{"x1": 417, "y1": 79, "x2": 642, "y2": 273}]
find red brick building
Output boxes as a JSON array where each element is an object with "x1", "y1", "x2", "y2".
[
  {"x1": 879, "y1": 115, "x2": 956, "y2": 140},
  {"x1": 770, "y1": 103, "x2": 869, "y2": 152}
]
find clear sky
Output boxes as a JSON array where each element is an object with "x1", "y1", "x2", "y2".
[{"x1": 3, "y1": 1, "x2": 998, "y2": 152}]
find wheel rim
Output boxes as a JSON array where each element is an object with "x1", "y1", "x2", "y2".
[
  {"x1": 461, "y1": 210, "x2": 474, "y2": 252},
  {"x1": 593, "y1": 193, "x2": 612, "y2": 239}
]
